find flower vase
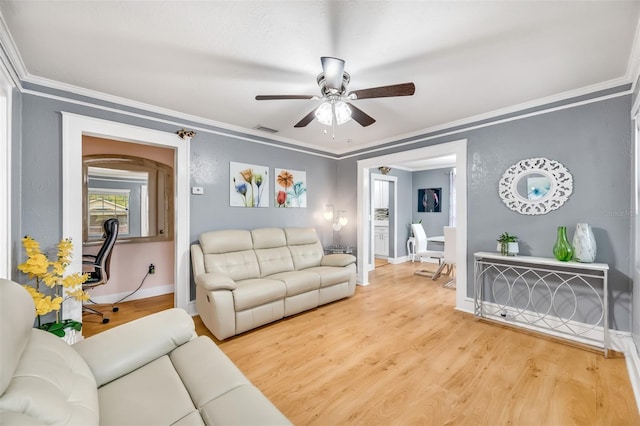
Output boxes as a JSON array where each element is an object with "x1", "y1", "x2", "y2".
[
  {"x1": 553, "y1": 226, "x2": 573, "y2": 261},
  {"x1": 572, "y1": 223, "x2": 596, "y2": 263}
]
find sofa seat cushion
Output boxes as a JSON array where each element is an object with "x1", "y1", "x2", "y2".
[
  {"x1": 304, "y1": 266, "x2": 353, "y2": 288},
  {"x1": 200, "y1": 383, "x2": 291, "y2": 425},
  {"x1": 98, "y1": 355, "x2": 196, "y2": 426},
  {"x1": 170, "y1": 336, "x2": 291, "y2": 425},
  {"x1": 233, "y1": 278, "x2": 287, "y2": 310},
  {"x1": 268, "y1": 270, "x2": 321, "y2": 296}
]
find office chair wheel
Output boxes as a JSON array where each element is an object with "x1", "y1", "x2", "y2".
[
  {"x1": 112, "y1": 306, "x2": 119, "y2": 312},
  {"x1": 102, "y1": 318, "x2": 109, "y2": 324}
]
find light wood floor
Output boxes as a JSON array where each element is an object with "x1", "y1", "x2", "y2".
[{"x1": 83, "y1": 262, "x2": 639, "y2": 425}]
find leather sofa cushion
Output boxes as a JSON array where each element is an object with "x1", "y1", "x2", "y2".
[
  {"x1": 200, "y1": 384, "x2": 292, "y2": 425},
  {"x1": 304, "y1": 266, "x2": 353, "y2": 288},
  {"x1": 255, "y1": 247, "x2": 295, "y2": 277},
  {"x1": 233, "y1": 279, "x2": 287, "y2": 310},
  {"x1": 284, "y1": 227, "x2": 318, "y2": 245},
  {"x1": 200, "y1": 230, "x2": 253, "y2": 254},
  {"x1": 169, "y1": 337, "x2": 251, "y2": 406},
  {"x1": 98, "y1": 355, "x2": 196, "y2": 425},
  {"x1": 251, "y1": 227, "x2": 287, "y2": 249},
  {"x1": 0, "y1": 329, "x2": 99, "y2": 425},
  {"x1": 0, "y1": 279, "x2": 34, "y2": 395},
  {"x1": 288, "y1": 242, "x2": 324, "y2": 270},
  {"x1": 204, "y1": 250, "x2": 260, "y2": 281},
  {"x1": 268, "y1": 270, "x2": 321, "y2": 296}
]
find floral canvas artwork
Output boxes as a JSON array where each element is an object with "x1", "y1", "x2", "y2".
[
  {"x1": 230, "y1": 162, "x2": 269, "y2": 207},
  {"x1": 275, "y1": 168, "x2": 307, "y2": 207}
]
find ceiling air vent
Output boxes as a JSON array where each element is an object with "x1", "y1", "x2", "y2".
[{"x1": 254, "y1": 125, "x2": 278, "y2": 134}]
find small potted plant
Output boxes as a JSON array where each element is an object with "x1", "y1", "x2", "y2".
[{"x1": 497, "y1": 232, "x2": 519, "y2": 256}]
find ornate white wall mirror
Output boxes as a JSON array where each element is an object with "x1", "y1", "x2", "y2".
[
  {"x1": 498, "y1": 157, "x2": 573, "y2": 215},
  {"x1": 83, "y1": 154, "x2": 174, "y2": 244}
]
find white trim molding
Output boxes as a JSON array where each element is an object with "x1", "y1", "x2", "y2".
[
  {"x1": 62, "y1": 113, "x2": 190, "y2": 323},
  {"x1": 0, "y1": 55, "x2": 14, "y2": 279}
]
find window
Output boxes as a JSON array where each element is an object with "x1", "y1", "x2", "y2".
[{"x1": 88, "y1": 188, "x2": 130, "y2": 236}]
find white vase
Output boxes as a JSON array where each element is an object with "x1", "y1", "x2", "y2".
[
  {"x1": 572, "y1": 223, "x2": 596, "y2": 263},
  {"x1": 497, "y1": 242, "x2": 519, "y2": 256}
]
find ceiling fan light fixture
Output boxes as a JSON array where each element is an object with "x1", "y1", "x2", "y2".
[
  {"x1": 334, "y1": 101, "x2": 352, "y2": 125},
  {"x1": 315, "y1": 100, "x2": 352, "y2": 126},
  {"x1": 315, "y1": 102, "x2": 333, "y2": 126}
]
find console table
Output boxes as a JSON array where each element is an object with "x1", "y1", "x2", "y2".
[{"x1": 473, "y1": 252, "x2": 609, "y2": 356}]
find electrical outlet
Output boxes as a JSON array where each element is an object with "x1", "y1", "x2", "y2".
[
  {"x1": 500, "y1": 310, "x2": 515, "y2": 319},
  {"x1": 148, "y1": 264, "x2": 155, "y2": 274}
]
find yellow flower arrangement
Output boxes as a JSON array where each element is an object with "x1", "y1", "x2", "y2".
[{"x1": 18, "y1": 236, "x2": 90, "y2": 336}]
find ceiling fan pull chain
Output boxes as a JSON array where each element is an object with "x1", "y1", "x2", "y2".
[{"x1": 331, "y1": 102, "x2": 336, "y2": 139}]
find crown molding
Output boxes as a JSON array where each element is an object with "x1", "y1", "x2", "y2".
[
  {"x1": 336, "y1": 77, "x2": 632, "y2": 157},
  {"x1": 0, "y1": 12, "x2": 24, "y2": 88},
  {"x1": 2, "y1": 7, "x2": 637, "y2": 159},
  {"x1": 627, "y1": 14, "x2": 640, "y2": 92}
]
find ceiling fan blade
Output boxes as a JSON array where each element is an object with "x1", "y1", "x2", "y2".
[
  {"x1": 321, "y1": 57, "x2": 345, "y2": 91},
  {"x1": 347, "y1": 103, "x2": 376, "y2": 127},
  {"x1": 349, "y1": 82, "x2": 415, "y2": 100},
  {"x1": 294, "y1": 108, "x2": 318, "y2": 128},
  {"x1": 255, "y1": 95, "x2": 315, "y2": 100}
]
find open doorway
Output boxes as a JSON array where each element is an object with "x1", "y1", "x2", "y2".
[
  {"x1": 370, "y1": 173, "x2": 397, "y2": 271},
  {"x1": 62, "y1": 113, "x2": 191, "y2": 323},
  {"x1": 357, "y1": 139, "x2": 468, "y2": 311}
]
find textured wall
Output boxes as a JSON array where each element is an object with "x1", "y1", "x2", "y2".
[
  {"x1": 339, "y1": 95, "x2": 633, "y2": 331},
  {"x1": 16, "y1": 91, "x2": 338, "y2": 302}
]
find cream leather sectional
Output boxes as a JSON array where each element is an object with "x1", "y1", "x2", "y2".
[
  {"x1": 191, "y1": 227, "x2": 357, "y2": 340},
  {"x1": 0, "y1": 279, "x2": 291, "y2": 425}
]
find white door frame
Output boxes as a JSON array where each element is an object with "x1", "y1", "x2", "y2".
[
  {"x1": 0, "y1": 62, "x2": 14, "y2": 279},
  {"x1": 357, "y1": 139, "x2": 467, "y2": 311},
  {"x1": 62, "y1": 113, "x2": 191, "y2": 321}
]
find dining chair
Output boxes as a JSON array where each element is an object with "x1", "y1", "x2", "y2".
[
  {"x1": 411, "y1": 223, "x2": 444, "y2": 277},
  {"x1": 435, "y1": 226, "x2": 456, "y2": 287}
]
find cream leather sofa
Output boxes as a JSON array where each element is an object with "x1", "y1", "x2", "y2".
[
  {"x1": 191, "y1": 227, "x2": 357, "y2": 340},
  {"x1": 0, "y1": 278, "x2": 291, "y2": 425}
]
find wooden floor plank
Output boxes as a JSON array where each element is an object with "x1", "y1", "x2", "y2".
[{"x1": 83, "y1": 262, "x2": 639, "y2": 425}]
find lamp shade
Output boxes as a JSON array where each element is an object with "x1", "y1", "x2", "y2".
[
  {"x1": 334, "y1": 101, "x2": 352, "y2": 125},
  {"x1": 324, "y1": 204, "x2": 334, "y2": 221},
  {"x1": 315, "y1": 102, "x2": 333, "y2": 126},
  {"x1": 315, "y1": 100, "x2": 352, "y2": 126}
]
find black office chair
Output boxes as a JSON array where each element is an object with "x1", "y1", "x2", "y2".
[{"x1": 82, "y1": 218, "x2": 119, "y2": 324}]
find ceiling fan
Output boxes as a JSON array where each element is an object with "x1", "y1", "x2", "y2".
[{"x1": 255, "y1": 57, "x2": 415, "y2": 131}]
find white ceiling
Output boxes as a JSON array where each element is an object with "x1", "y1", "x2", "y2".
[{"x1": 1, "y1": 1, "x2": 639, "y2": 156}]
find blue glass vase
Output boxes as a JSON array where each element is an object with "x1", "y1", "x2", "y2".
[{"x1": 553, "y1": 226, "x2": 573, "y2": 261}]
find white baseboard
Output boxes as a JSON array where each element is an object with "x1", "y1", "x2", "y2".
[
  {"x1": 88, "y1": 284, "x2": 174, "y2": 304},
  {"x1": 187, "y1": 300, "x2": 197, "y2": 316},
  {"x1": 623, "y1": 337, "x2": 640, "y2": 413}
]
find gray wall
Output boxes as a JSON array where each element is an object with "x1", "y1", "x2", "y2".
[
  {"x1": 14, "y1": 91, "x2": 338, "y2": 301},
  {"x1": 12, "y1": 84, "x2": 635, "y2": 332},
  {"x1": 338, "y1": 95, "x2": 633, "y2": 332}
]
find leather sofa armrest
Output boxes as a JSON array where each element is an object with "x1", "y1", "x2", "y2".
[
  {"x1": 321, "y1": 253, "x2": 356, "y2": 267},
  {"x1": 195, "y1": 272, "x2": 237, "y2": 291},
  {"x1": 73, "y1": 308, "x2": 196, "y2": 387}
]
